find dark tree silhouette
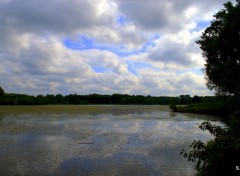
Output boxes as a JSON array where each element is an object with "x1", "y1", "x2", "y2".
[
  {"x1": 196, "y1": 1, "x2": 240, "y2": 98},
  {"x1": 182, "y1": 2, "x2": 240, "y2": 176},
  {"x1": 0, "y1": 86, "x2": 4, "y2": 97}
]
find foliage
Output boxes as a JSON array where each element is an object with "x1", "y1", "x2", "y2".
[
  {"x1": 181, "y1": 115, "x2": 240, "y2": 176},
  {"x1": 169, "y1": 103, "x2": 177, "y2": 111},
  {"x1": 182, "y1": 1, "x2": 240, "y2": 175},
  {"x1": 171, "y1": 103, "x2": 228, "y2": 117},
  {"x1": 0, "y1": 93, "x2": 172, "y2": 105},
  {"x1": 0, "y1": 86, "x2": 4, "y2": 97},
  {"x1": 196, "y1": 1, "x2": 240, "y2": 97},
  {"x1": 0, "y1": 85, "x2": 223, "y2": 106},
  {"x1": 0, "y1": 91, "x2": 220, "y2": 106},
  {"x1": 179, "y1": 94, "x2": 192, "y2": 104}
]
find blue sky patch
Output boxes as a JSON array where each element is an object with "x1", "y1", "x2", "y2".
[
  {"x1": 191, "y1": 21, "x2": 210, "y2": 32},
  {"x1": 116, "y1": 16, "x2": 127, "y2": 25},
  {"x1": 92, "y1": 67, "x2": 108, "y2": 73},
  {"x1": 63, "y1": 34, "x2": 160, "y2": 57},
  {"x1": 176, "y1": 68, "x2": 203, "y2": 76},
  {"x1": 128, "y1": 61, "x2": 160, "y2": 75}
]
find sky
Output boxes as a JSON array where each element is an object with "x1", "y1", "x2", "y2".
[{"x1": 0, "y1": 0, "x2": 235, "y2": 96}]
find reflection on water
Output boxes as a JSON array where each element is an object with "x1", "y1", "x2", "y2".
[{"x1": 0, "y1": 105, "x2": 223, "y2": 176}]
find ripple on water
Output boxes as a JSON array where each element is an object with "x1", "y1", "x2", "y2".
[{"x1": 0, "y1": 105, "x2": 223, "y2": 176}]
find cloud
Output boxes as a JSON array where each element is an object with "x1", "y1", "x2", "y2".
[
  {"x1": 63, "y1": 34, "x2": 158, "y2": 57},
  {"x1": 147, "y1": 30, "x2": 203, "y2": 67},
  {"x1": 0, "y1": 0, "x2": 234, "y2": 96},
  {"x1": 116, "y1": 0, "x2": 231, "y2": 32},
  {"x1": 0, "y1": 0, "x2": 113, "y2": 34}
]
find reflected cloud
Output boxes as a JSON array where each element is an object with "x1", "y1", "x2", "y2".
[{"x1": 0, "y1": 106, "x2": 224, "y2": 175}]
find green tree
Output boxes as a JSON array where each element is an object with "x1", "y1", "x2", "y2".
[
  {"x1": 196, "y1": 1, "x2": 240, "y2": 98},
  {"x1": 192, "y1": 95, "x2": 201, "y2": 104},
  {"x1": 181, "y1": 1, "x2": 240, "y2": 176},
  {"x1": 0, "y1": 86, "x2": 4, "y2": 97},
  {"x1": 179, "y1": 94, "x2": 192, "y2": 104}
]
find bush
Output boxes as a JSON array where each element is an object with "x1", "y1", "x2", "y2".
[
  {"x1": 169, "y1": 103, "x2": 177, "y2": 111},
  {"x1": 181, "y1": 114, "x2": 240, "y2": 176}
]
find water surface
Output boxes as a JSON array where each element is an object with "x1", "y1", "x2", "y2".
[{"x1": 0, "y1": 105, "x2": 223, "y2": 176}]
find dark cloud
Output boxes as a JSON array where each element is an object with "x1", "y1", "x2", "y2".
[
  {"x1": 0, "y1": 0, "x2": 111, "y2": 34},
  {"x1": 117, "y1": 0, "x2": 170, "y2": 30},
  {"x1": 150, "y1": 45, "x2": 192, "y2": 66},
  {"x1": 19, "y1": 46, "x2": 53, "y2": 75},
  {"x1": 116, "y1": 0, "x2": 233, "y2": 31}
]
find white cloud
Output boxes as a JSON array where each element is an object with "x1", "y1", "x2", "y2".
[{"x1": 1, "y1": 0, "x2": 233, "y2": 96}]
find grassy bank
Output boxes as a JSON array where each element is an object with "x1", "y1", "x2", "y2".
[
  {"x1": 170, "y1": 103, "x2": 227, "y2": 117},
  {"x1": 0, "y1": 105, "x2": 105, "y2": 114},
  {"x1": 0, "y1": 105, "x2": 169, "y2": 115}
]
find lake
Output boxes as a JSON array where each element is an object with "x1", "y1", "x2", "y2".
[{"x1": 0, "y1": 105, "x2": 223, "y2": 176}]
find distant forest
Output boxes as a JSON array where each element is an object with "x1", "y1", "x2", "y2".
[{"x1": 0, "y1": 88, "x2": 222, "y2": 105}]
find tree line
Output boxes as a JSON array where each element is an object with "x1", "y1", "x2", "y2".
[{"x1": 0, "y1": 87, "x2": 221, "y2": 105}]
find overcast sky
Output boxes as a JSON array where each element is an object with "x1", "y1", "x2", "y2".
[{"x1": 0, "y1": 0, "x2": 235, "y2": 96}]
